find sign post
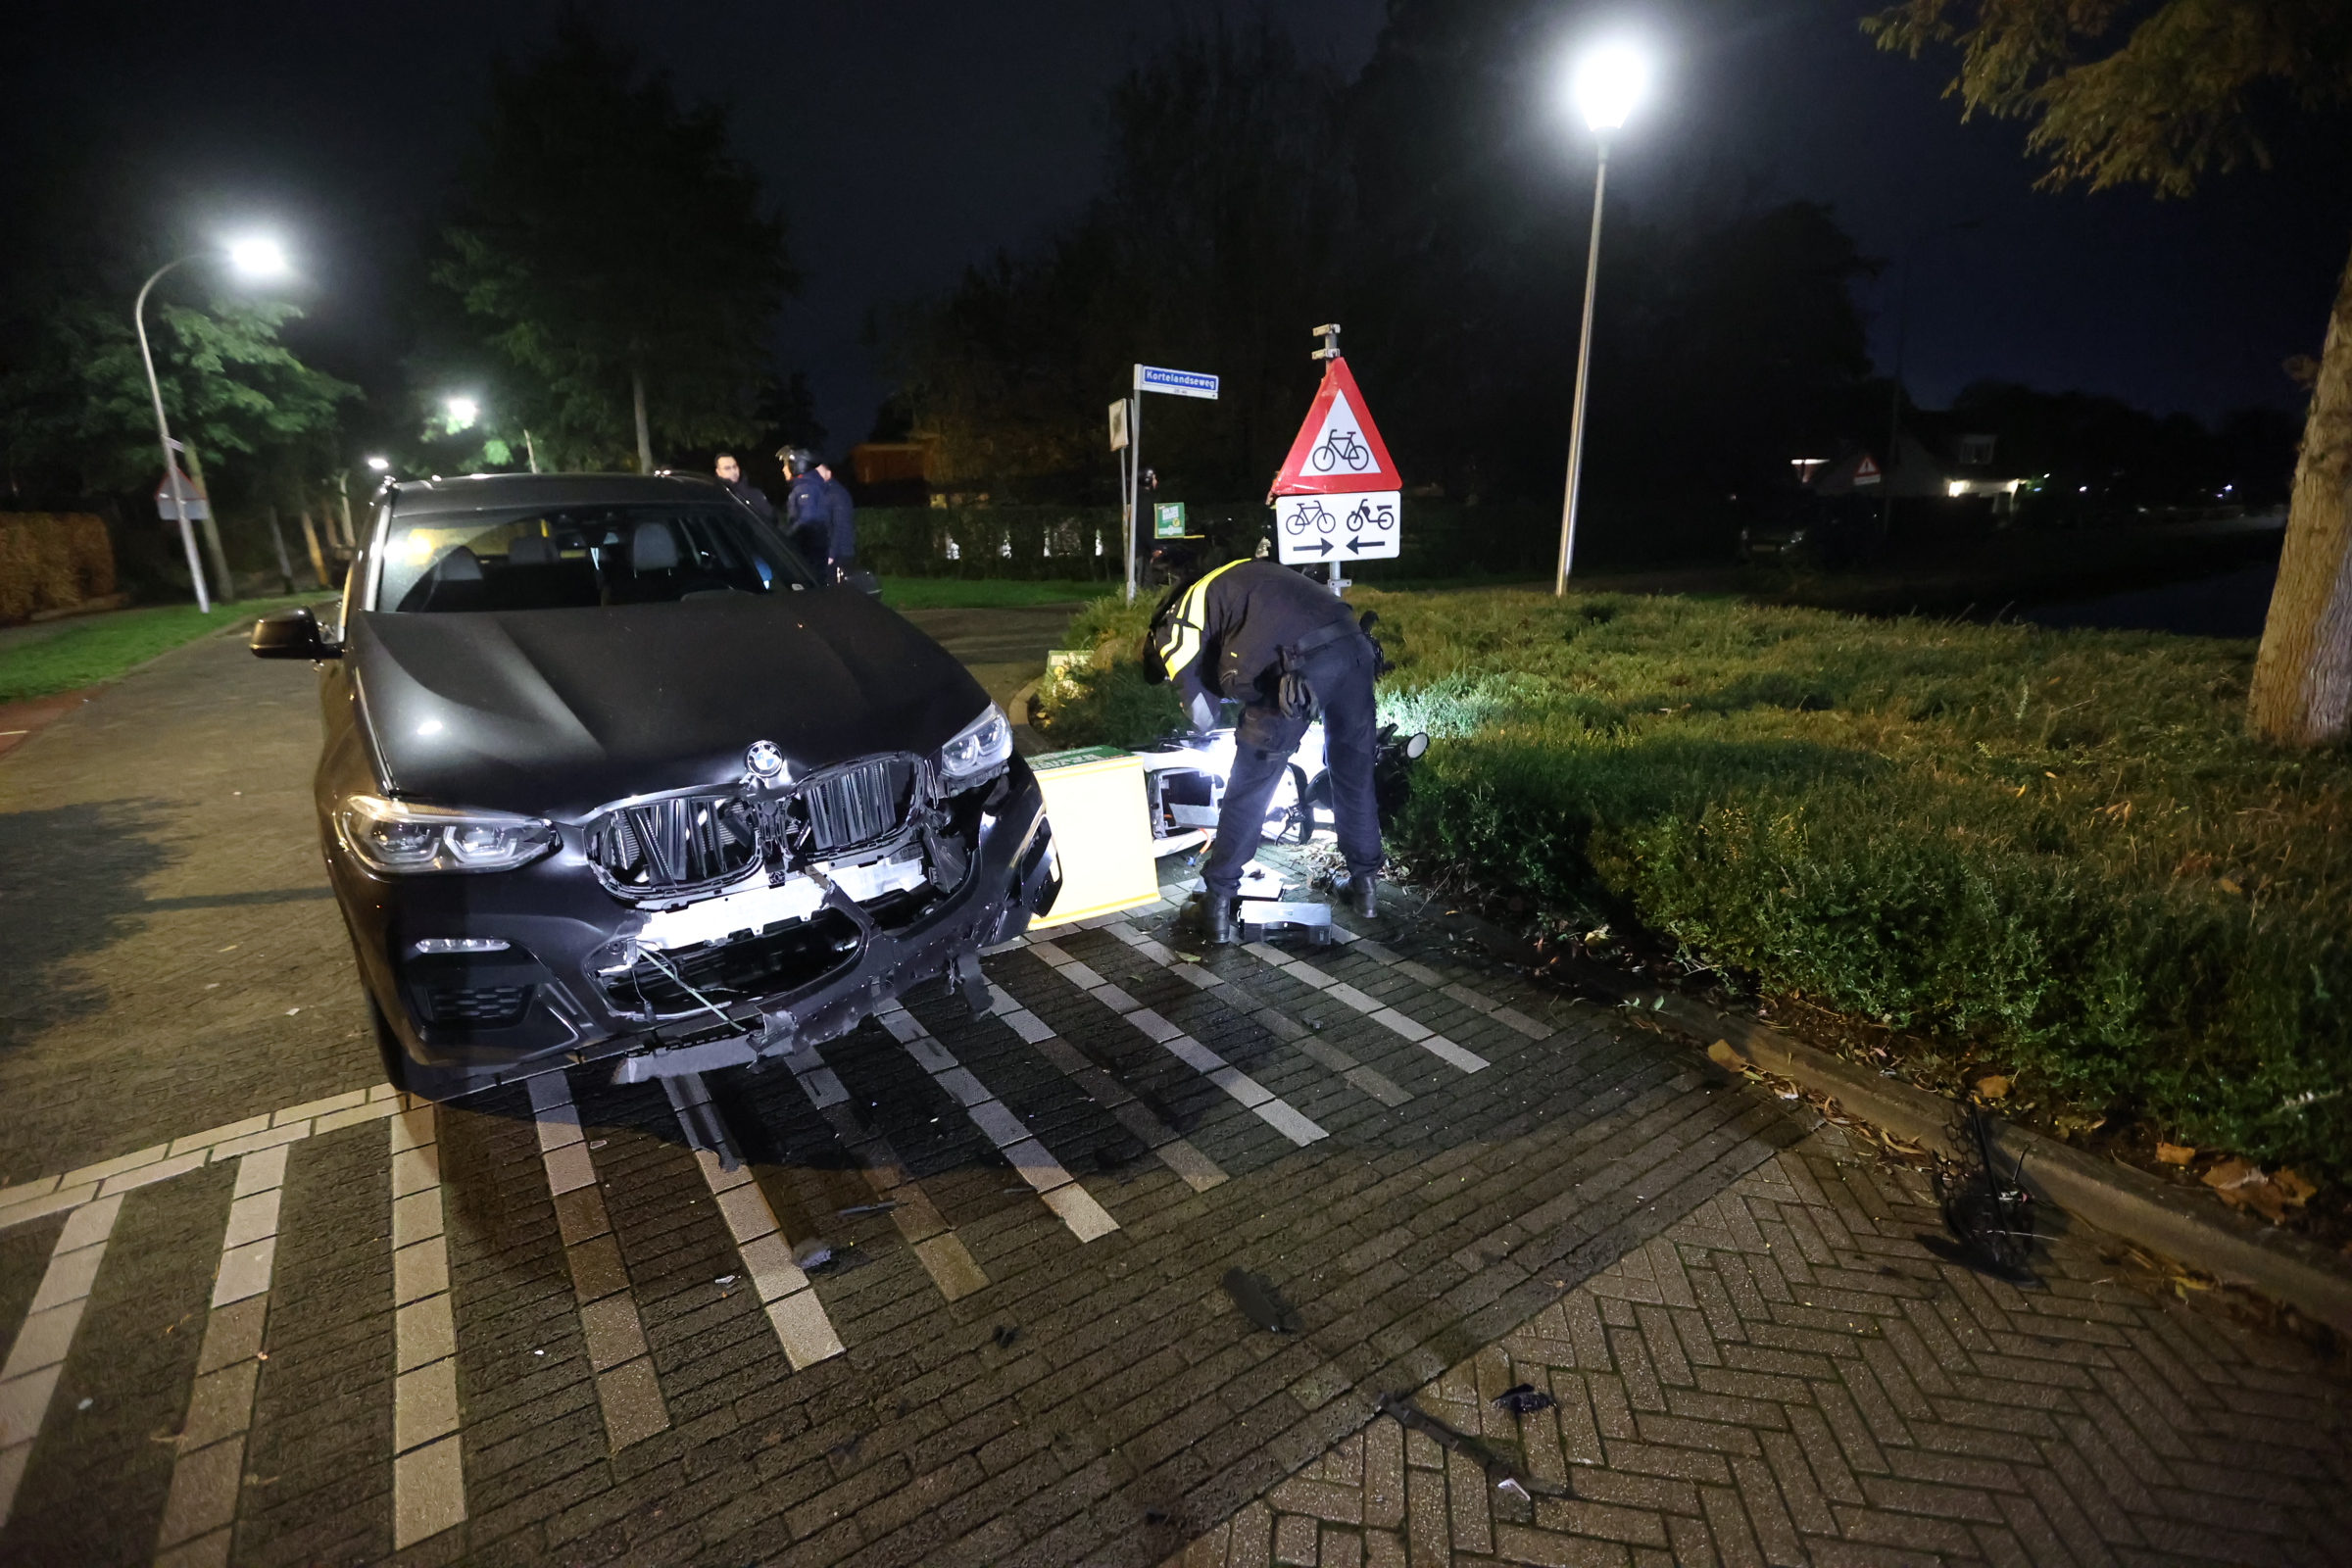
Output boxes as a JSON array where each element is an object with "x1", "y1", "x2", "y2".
[
  {"x1": 1268, "y1": 324, "x2": 1402, "y2": 591},
  {"x1": 1124, "y1": 365, "x2": 1219, "y2": 601}
]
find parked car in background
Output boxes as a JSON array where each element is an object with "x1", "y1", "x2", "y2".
[
  {"x1": 1736, "y1": 490, "x2": 1886, "y2": 569},
  {"x1": 252, "y1": 472, "x2": 1060, "y2": 1099}
]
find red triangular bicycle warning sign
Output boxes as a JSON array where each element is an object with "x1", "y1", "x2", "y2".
[{"x1": 1271, "y1": 357, "x2": 1402, "y2": 495}]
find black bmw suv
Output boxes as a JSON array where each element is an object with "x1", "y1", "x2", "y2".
[{"x1": 252, "y1": 472, "x2": 1059, "y2": 1098}]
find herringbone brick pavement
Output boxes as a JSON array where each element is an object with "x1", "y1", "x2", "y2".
[{"x1": 1163, "y1": 1123, "x2": 2352, "y2": 1568}]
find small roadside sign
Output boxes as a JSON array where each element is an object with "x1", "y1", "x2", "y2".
[
  {"x1": 1271, "y1": 355, "x2": 1401, "y2": 497},
  {"x1": 1107, "y1": 399, "x2": 1130, "y2": 451},
  {"x1": 1853, "y1": 454, "x2": 1882, "y2": 486},
  {"x1": 155, "y1": 467, "x2": 211, "y2": 520},
  {"x1": 1153, "y1": 502, "x2": 1188, "y2": 539},
  {"x1": 1276, "y1": 491, "x2": 1399, "y2": 564},
  {"x1": 1134, "y1": 365, "x2": 1220, "y2": 400}
]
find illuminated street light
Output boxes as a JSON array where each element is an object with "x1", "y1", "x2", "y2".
[
  {"x1": 366, "y1": 456, "x2": 392, "y2": 472},
  {"x1": 226, "y1": 236, "x2": 289, "y2": 278},
  {"x1": 1553, "y1": 42, "x2": 1650, "y2": 596},
  {"x1": 445, "y1": 396, "x2": 480, "y2": 430},
  {"x1": 135, "y1": 235, "x2": 300, "y2": 612}
]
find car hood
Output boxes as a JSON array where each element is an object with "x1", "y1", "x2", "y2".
[{"x1": 347, "y1": 591, "x2": 992, "y2": 817}]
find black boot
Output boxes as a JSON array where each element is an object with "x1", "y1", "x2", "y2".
[
  {"x1": 1181, "y1": 890, "x2": 1240, "y2": 946},
  {"x1": 1342, "y1": 871, "x2": 1378, "y2": 919}
]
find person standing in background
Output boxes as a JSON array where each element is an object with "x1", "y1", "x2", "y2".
[
  {"x1": 713, "y1": 453, "x2": 777, "y2": 526},
  {"x1": 817, "y1": 460, "x2": 858, "y2": 580},
  {"x1": 780, "y1": 448, "x2": 830, "y2": 570}
]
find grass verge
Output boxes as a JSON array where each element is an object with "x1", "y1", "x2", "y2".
[
  {"x1": 1037, "y1": 584, "x2": 2352, "y2": 1192},
  {"x1": 876, "y1": 576, "x2": 1106, "y2": 610},
  {"x1": 0, "y1": 597, "x2": 321, "y2": 705}
]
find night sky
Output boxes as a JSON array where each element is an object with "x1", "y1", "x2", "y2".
[{"x1": 6, "y1": 0, "x2": 2345, "y2": 452}]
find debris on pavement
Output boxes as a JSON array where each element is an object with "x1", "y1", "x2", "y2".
[
  {"x1": 1492, "y1": 1383, "x2": 1555, "y2": 1416},
  {"x1": 1375, "y1": 1392, "x2": 1567, "y2": 1498},
  {"x1": 993, "y1": 1324, "x2": 1020, "y2": 1348},
  {"x1": 1221, "y1": 1268, "x2": 1302, "y2": 1334}
]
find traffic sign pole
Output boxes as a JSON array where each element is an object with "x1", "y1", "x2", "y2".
[{"x1": 1125, "y1": 377, "x2": 1143, "y2": 602}]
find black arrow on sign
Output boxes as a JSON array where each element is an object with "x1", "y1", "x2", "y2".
[
  {"x1": 1346, "y1": 536, "x2": 1382, "y2": 554},
  {"x1": 1295, "y1": 540, "x2": 1335, "y2": 557}
]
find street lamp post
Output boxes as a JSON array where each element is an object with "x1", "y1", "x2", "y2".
[
  {"x1": 133, "y1": 236, "x2": 291, "y2": 613},
  {"x1": 1553, "y1": 45, "x2": 1648, "y2": 597}
]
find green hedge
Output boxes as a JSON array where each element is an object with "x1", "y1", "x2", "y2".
[{"x1": 1038, "y1": 585, "x2": 2352, "y2": 1182}]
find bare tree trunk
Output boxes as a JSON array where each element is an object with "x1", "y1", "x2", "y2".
[
  {"x1": 265, "y1": 503, "x2": 296, "y2": 594},
  {"x1": 632, "y1": 368, "x2": 654, "y2": 474},
  {"x1": 298, "y1": 509, "x2": 328, "y2": 589},
  {"x1": 2250, "y1": 237, "x2": 2352, "y2": 745}
]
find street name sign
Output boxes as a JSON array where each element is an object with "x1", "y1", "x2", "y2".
[{"x1": 1134, "y1": 365, "x2": 1220, "y2": 400}]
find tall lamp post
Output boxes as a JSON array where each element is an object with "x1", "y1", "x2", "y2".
[
  {"x1": 1553, "y1": 44, "x2": 1648, "y2": 597},
  {"x1": 135, "y1": 235, "x2": 291, "y2": 612}
]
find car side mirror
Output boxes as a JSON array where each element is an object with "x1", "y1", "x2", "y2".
[
  {"x1": 251, "y1": 607, "x2": 340, "y2": 661},
  {"x1": 840, "y1": 566, "x2": 882, "y2": 597}
]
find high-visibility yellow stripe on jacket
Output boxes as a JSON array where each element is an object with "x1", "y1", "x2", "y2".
[{"x1": 1151, "y1": 559, "x2": 1247, "y2": 682}]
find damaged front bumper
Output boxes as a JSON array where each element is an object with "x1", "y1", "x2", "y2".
[{"x1": 341, "y1": 757, "x2": 1057, "y2": 1098}]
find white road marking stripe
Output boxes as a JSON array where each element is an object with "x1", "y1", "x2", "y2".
[
  {"x1": 1101, "y1": 920, "x2": 1414, "y2": 1107},
  {"x1": 153, "y1": 1146, "x2": 290, "y2": 1566},
  {"x1": 1, "y1": 1085, "x2": 405, "y2": 1236},
  {"x1": 1327, "y1": 928, "x2": 1559, "y2": 1039},
  {"x1": 526, "y1": 1074, "x2": 669, "y2": 1451},
  {"x1": 664, "y1": 1076, "x2": 846, "y2": 1371},
  {"x1": 0, "y1": 1192, "x2": 122, "y2": 1529},
  {"x1": 875, "y1": 1003, "x2": 1119, "y2": 1243},
  {"x1": 388, "y1": 1102, "x2": 465, "y2": 1550},
  {"x1": 982, "y1": 984, "x2": 1228, "y2": 1193},
  {"x1": 1020, "y1": 940, "x2": 1328, "y2": 1147},
  {"x1": 1240, "y1": 942, "x2": 1490, "y2": 1073},
  {"x1": 777, "y1": 1041, "x2": 992, "y2": 1301}
]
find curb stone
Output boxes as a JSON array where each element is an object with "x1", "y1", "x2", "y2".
[{"x1": 1430, "y1": 905, "x2": 2352, "y2": 1338}]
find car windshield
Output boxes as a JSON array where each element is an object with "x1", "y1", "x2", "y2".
[{"x1": 373, "y1": 504, "x2": 818, "y2": 613}]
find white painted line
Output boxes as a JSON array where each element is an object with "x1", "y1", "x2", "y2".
[
  {"x1": 0, "y1": 1192, "x2": 122, "y2": 1528},
  {"x1": 679, "y1": 1134, "x2": 845, "y2": 1372},
  {"x1": 156, "y1": 1147, "x2": 291, "y2": 1562},
  {"x1": 3, "y1": 1085, "x2": 402, "y2": 1236},
  {"x1": 1020, "y1": 941, "x2": 1327, "y2": 1147},
  {"x1": 778, "y1": 1040, "x2": 993, "y2": 1301},
  {"x1": 1333, "y1": 929, "x2": 1560, "y2": 1040},
  {"x1": 875, "y1": 1000, "x2": 1119, "y2": 1245},
  {"x1": 1101, "y1": 919, "x2": 1414, "y2": 1107},
  {"x1": 389, "y1": 1102, "x2": 466, "y2": 1549},
  {"x1": 981, "y1": 984, "x2": 1228, "y2": 1193},
  {"x1": 1237, "y1": 942, "x2": 1489, "y2": 1073},
  {"x1": 528, "y1": 1072, "x2": 670, "y2": 1451}
]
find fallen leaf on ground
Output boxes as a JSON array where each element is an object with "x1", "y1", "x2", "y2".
[
  {"x1": 1705, "y1": 1040, "x2": 1744, "y2": 1071},
  {"x1": 2156, "y1": 1143, "x2": 2196, "y2": 1165},
  {"x1": 1974, "y1": 1075, "x2": 2010, "y2": 1100},
  {"x1": 2201, "y1": 1158, "x2": 2315, "y2": 1223}
]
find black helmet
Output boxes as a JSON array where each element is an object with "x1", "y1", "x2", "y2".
[{"x1": 780, "y1": 447, "x2": 817, "y2": 477}]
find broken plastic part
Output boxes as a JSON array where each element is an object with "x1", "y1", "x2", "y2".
[{"x1": 1494, "y1": 1383, "x2": 1557, "y2": 1416}]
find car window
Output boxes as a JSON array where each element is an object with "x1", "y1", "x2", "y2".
[{"x1": 374, "y1": 504, "x2": 819, "y2": 613}]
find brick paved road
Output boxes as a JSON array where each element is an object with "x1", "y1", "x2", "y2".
[{"x1": 3, "y1": 625, "x2": 2346, "y2": 1566}]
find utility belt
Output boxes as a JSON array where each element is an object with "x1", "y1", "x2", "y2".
[{"x1": 1272, "y1": 614, "x2": 1379, "y2": 721}]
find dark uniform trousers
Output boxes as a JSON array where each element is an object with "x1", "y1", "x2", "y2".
[{"x1": 1200, "y1": 631, "x2": 1382, "y2": 901}]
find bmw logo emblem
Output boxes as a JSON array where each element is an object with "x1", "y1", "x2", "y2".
[{"x1": 745, "y1": 740, "x2": 788, "y2": 781}]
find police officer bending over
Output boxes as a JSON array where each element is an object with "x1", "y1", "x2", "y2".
[{"x1": 1143, "y1": 556, "x2": 1385, "y2": 945}]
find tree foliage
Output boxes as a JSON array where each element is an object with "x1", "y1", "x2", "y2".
[
  {"x1": 428, "y1": 15, "x2": 797, "y2": 469},
  {"x1": 1, "y1": 288, "x2": 356, "y2": 493},
  {"x1": 1863, "y1": 0, "x2": 2352, "y2": 194}
]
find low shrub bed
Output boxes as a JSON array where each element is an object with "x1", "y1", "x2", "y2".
[{"x1": 1036, "y1": 585, "x2": 2352, "y2": 1188}]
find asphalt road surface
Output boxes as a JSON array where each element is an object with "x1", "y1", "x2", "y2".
[{"x1": 1, "y1": 614, "x2": 2345, "y2": 1567}]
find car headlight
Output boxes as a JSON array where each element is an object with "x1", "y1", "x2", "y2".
[
  {"x1": 938, "y1": 703, "x2": 1012, "y2": 789},
  {"x1": 336, "y1": 795, "x2": 559, "y2": 874}
]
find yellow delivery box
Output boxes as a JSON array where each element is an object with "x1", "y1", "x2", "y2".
[{"x1": 1028, "y1": 746, "x2": 1159, "y2": 928}]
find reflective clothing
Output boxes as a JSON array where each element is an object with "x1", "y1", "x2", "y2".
[{"x1": 1146, "y1": 560, "x2": 1382, "y2": 898}]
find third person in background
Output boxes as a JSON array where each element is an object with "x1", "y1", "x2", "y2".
[
  {"x1": 781, "y1": 447, "x2": 831, "y2": 571},
  {"x1": 818, "y1": 459, "x2": 858, "y2": 581}
]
